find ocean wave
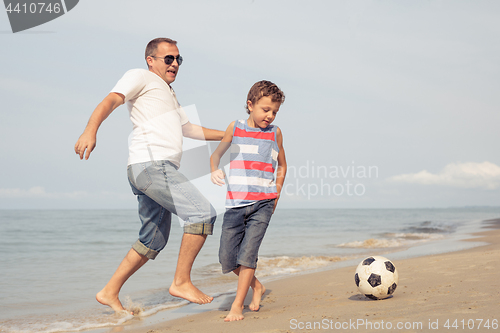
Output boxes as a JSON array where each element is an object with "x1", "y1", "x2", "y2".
[
  {"x1": 337, "y1": 238, "x2": 406, "y2": 248},
  {"x1": 256, "y1": 255, "x2": 344, "y2": 277},
  {"x1": 403, "y1": 220, "x2": 457, "y2": 234},
  {"x1": 0, "y1": 313, "x2": 135, "y2": 333},
  {"x1": 134, "y1": 300, "x2": 189, "y2": 318},
  {"x1": 337, "y1": 233, "x2": 444, "y2": 249},
  {"x1": 383, "y1": 232, "x2": 444, "y2": 240},
  {"x1": 0, "y1": 299, "x2": 193, "y2": 333}
]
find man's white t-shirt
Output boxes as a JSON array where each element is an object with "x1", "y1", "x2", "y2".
[{"x1": 111, "y1": 69, "x2": 189, "y2": 167}]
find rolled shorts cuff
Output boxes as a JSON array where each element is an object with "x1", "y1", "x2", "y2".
[
  {"x1": 237, "y1": 260, "x2": 257, "y2": 270},
  {"x1": 222, "y1": 265, "x2": 238, "y2": 274},
  {"x1": 183, "y1": 222, "x2": 213, "y2": 235},
  {"x1": 132, "y1": 240, "x2": 159, "y2": 260},
  {"x1": 221, "y1": 261, "x2": 257, "y2": 274}
]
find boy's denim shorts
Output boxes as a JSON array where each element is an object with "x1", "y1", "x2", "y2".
[
  {"x1": 127, "y1": 160, "x2": 216, "y2": 260},
  {"x1": 219, "y1": 199, "x2": 275, "y2": 274}
]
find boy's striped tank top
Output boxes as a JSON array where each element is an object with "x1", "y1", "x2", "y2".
[{"x1": 226, "y1": 119, "x2": 279, "y2": 208}]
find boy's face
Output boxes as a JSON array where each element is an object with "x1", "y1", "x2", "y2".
[{"x1": 247, "y1": 96, "x2": 281, "y2": 128}]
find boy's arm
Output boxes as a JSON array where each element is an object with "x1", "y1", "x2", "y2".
[
  {"x1": 74, "y1": 92, "x2": 125, "y2": 160},
  {"x1": 274, "y1": 127, "x2": 287, "y2": 212},
  {"x1": 182, "y1": 122, "x2": 224, "y2": 141},
  {"x1": 210, "y1": 121, "x2": 235, "y2": 186}
]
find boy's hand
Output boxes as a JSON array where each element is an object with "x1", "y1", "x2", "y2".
[
  {"x1": 211, "y1": 169, "x2": 226, "y2": 186},
  {"x1": 273, "y1": 197, "x2": 279, "y2": 213}
]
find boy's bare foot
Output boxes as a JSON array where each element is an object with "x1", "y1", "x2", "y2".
[
  {"x1": 224, "y1": 305, "x2": 244, "y2": 322},
  {"x1": 96, "y1": 289, "x2": 132, "y2": 314},
  {"x1": 249, "y1": 284, "x2": 266, "y2": 311},
  {"x1": 169, "y1": 281, "x2": 213, "y2": 304}
]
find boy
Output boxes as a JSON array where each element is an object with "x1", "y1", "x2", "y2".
[{"x1": 210, "y1": 80, "x2": 287, "y2": 321}]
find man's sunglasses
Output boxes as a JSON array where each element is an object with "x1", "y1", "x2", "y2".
[{"x1": 151, "y1": 55, "x2": 183, "y2": 66}]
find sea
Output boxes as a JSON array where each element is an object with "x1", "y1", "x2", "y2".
[{"x1": 1, "y1": 207, "x2": 499, "y2": 333}]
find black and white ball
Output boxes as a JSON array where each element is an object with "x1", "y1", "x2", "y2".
[{"x1": 354, "y1": 256, "x2": 398, "y2": 300}]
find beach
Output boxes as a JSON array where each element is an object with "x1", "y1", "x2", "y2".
[
  {"x1": 121, "y1": 219, "x2": 500, "y2": 333},
  {"x1": 2, "y1": 209, "x2": 499, "y2": 333}
]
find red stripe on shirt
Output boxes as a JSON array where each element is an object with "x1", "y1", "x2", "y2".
[
  {"x1": 234, "y1": 127, "x2": 275, "y2": 141},
  {"x1": 226, "y1": 191, "x2": 277, "y2": 201},
  {"x1": 230, "y1": 160, "x2": 275, "y2": 173}
]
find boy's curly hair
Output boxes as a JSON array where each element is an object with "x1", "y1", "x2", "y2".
[{"x1": 246, "y1": 80, "x2": 285, "y2": 114}]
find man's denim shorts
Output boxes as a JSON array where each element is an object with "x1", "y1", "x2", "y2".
[
  {"x1": 219, "y1": 199, "x2": 275, "y2": 274},
  {"x1": 127, "y1": 160, "x2": 216, "y2": 260}
]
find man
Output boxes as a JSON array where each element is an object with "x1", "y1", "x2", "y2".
[{"x1": 74, "y1": 38, "x2": 223, "y2": 313}]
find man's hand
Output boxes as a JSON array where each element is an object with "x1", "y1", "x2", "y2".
[
  {"x1": 74, "y1": 92, "x2": 124, "y2": 161},
  {"x1": 211, "y1": 169, "x2": 226, "y2": 186},
  {"x1": 74, "y1": 131, "x2": 97, "y2": 160}
]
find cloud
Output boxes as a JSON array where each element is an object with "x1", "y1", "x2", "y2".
[
  {"x1": 387, "y1": 162, "x2": 500, "y2": 190},
  {"x1": 0, "y1": 187, "x2": 51, "y2": 198},
  {"x1": 0, "y1": 187, "x2": 89, "y2": 198}
]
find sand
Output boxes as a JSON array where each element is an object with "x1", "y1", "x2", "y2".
[{"x1": 123, "y1": 219, "x2": 500, "y2": 333}]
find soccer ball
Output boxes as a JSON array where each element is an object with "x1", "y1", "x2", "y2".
[{"x1": 354, "y1": 256, "x2": 398, "y2": 300}]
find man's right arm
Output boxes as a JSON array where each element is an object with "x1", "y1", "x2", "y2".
[
  {"x1": 74, "y1": 92, "x2": 124, "y2": 160},
  {"x1": 210, "y1": 121, "x2": 234, "y2": 186}
]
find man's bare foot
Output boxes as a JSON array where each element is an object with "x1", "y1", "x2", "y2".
[
  {"x1": 96, "y1": 289, "x2": 132, "y2": 314},
  {"x1": 169, "y1": 281, "x2": 213, "y2": 304},
  {"x1": 249, "y1": 284, "x2": 266, "y2": 311},
  {"x1": 224, "y1": 305, "x2": 244, "y2": 322}
]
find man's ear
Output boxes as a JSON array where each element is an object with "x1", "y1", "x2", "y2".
[{"x1": 247, "y1": 100, "x2": 253, "y2": 112}]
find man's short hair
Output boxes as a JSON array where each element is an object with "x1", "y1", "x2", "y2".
[
  {"x1": 246, "y1": 80, "x2": 285, "y2": 114},
  {"x1": 145, "y1": 38, "x2": 177, "y2": 66}
]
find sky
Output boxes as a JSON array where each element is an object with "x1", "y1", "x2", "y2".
[{"x1": 0, "y1": 0, "x2": 499, "y2": 210}]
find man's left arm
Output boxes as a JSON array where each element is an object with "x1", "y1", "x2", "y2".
[{"x1": 182, "y1": 122, "x2": 224, "y2": 141}]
